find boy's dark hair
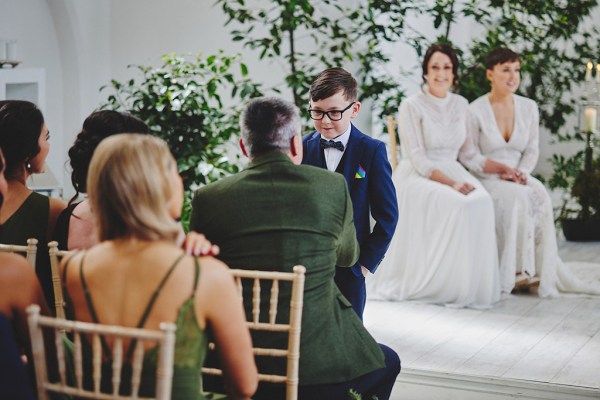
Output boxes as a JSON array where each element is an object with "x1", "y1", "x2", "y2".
[
  {"x1": 422, "y1": 43, "x2": 460, "y2": 91},
  {"x1": 309, "y1": 67, "x2": 358, "y2": 102},
  {"x1": 484, "y1": 47, "x2": 520, "y2": 70}
]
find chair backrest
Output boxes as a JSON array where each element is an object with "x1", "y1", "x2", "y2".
[
  {"x1": 0, "y1": 238, "x2": 38, "y2": 268},
  {"x1": 386, "y1": 115, "x2": 399, "y2": 171},
  {"x1": 48, "y1": 241, "x2": 71, "y2": 319},
  {"x1": 202, "y1": 265, "x2": 306, "y2": 400},
  {"x1": 27, "y1": 304, "x2": 176, "y2": 400}
]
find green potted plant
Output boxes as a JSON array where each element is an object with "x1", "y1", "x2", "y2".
[
  {"x1": 550, "y1": 118, "x2": 600, "y2": 241},
  {"x1": 101, "y1": 52, "x2": 263, "y2": 229}
]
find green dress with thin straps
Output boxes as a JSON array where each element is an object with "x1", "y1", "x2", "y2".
[{"x1": 67, "y1": 253, "x2": 221, "y2": 400}]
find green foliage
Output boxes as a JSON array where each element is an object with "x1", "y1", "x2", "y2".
[
  {"x1": 548, "y1": 151, "x2": 586, "y2": 191},
  {"x1": 547, "y1": 130, "x2": 600, "y2": 220},
  {"x1": 214, "y1": 0, "x2": 599, "y2": 137},
  {"x1": 215, "y1": 0, "x2": 404, "y2": 120},
  {"x1": 180, "y1": 191, "x2": 193, "y2": 233},
  {"x1": 101, "y1": 52, "x2": 262, "y2": 192},
  {"x1": 348, "y1": 389, "x2": 362, "y2": 400}
]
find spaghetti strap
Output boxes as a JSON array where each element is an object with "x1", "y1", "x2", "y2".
[
  {"x1": 191, "y1": 257, "x2": 201, "y2": 298},
  {"x1": 125, "y1": 253, "x2": 186, "y2": 359},
  {"x1": 79, "y1": 252, "x2": 111, "y2": 358},
  {"x1": 61, "y1": 251, "x2": 78, "y2": 284},
  {"x1": 133, "y1": 253, "x2": 186, "y2": 329},
  {"x1": 61, "y1": 250, "x2": 79, "y2": 321}
]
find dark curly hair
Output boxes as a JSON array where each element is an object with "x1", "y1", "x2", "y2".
[
  {"x1": 0, "y1": 100, "x2": 44, "y2": 179},
  {"x1": 68, "y1": 110, "x2": 148, "y2": 202},
  {"x1": 422, "y1": 43, "x2": 460, "y2": 91}
]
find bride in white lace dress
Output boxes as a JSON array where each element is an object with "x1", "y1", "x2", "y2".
[
  {"x1": 465, "y1": 47, "x2": 600, "y2": 297},
  {"x1": 367, "y1": 44, "x2": 500, "y2": 308}
]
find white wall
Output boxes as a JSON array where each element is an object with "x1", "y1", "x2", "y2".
[
  {"x1": 0, "y1": 0, "x2": 112, "y2": 196},
  {"x1": 108, "y1": 1, "x2": 290, "y2": 95},
  {"x1": 0, "y1": 0, "x2": 65, "y2": 185},
  {"x1": 1, "y1": 0, "x2": 598, "y2": 197}
]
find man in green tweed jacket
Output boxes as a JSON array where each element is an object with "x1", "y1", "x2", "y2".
[{"x1": 190, "y1": 97, "x2": 400, "y2": 399}]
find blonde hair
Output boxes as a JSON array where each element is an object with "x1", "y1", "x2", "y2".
[{"x1": 87, "y1": 133, "x2": 180, "y2": 242}]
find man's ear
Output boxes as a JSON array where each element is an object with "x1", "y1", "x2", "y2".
[
  {"x1": 290, "y1": 134, "x2": 303, "y2": 165},
  {"x1": 290, "y1": 135, "x2": 299, "y2": 157},
  {"x1": 239, "y1": 138, "x2": 249, "y2": 158}
]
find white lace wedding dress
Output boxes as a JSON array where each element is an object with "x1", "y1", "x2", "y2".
[
  {"x1": 367, "y1": 91, "x2": 500, "y2": 308},
  {"x1": 466, "y1": 94, "x2": 600, "y2": 297}
]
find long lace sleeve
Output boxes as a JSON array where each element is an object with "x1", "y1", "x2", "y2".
[
  {"x1": 517, "y1": 100, "x2": 540, "y2": 174},
  {"x1": 459, "y1": 109, "x2": 487, "y2": 173},
  {"x1": 398, "y1": 99, "x2": 435, "y2": 177}
]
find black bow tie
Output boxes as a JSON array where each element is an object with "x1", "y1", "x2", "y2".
[{"x1": 320, "y1": 138, "x2": 345, "y2": 152}]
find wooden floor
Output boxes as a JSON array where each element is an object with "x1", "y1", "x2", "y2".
[{"x1": 365, "y1": 239, "x2": 600, "y2": 399}]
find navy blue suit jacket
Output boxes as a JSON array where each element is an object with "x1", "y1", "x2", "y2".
[{"x1": 302, "y1": 125, "x2": 398, "y2": 277}]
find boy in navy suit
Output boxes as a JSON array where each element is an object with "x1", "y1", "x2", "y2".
[{"x1": 302, "y1": 67, "x2": 399, "y2": 319}]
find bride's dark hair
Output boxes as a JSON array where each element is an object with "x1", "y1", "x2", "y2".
[{"x1": 421, "y1": 43, "x2": 460, "y2": 91}]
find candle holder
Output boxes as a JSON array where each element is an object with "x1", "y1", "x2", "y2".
[
  {"x1": 580, "y1": 101, "x2": 600, "y2": 135},
  {"x1": 575, "y1": 101, "x2": 600, "y2": 223}
]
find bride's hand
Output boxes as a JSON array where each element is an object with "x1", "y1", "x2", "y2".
[
  {"x1": 514, "y1": 170, "x2": 527, "y2": 184},
  {"x1": 451, "y1": 182, "x2": 475, "y2": 195},
  {"x1": 500, "y1": 168, "x2": 527, "y2": 184}
]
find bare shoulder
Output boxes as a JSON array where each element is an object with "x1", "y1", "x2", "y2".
[
  {"x1": 197, "y1": 256, "x2": 230, "y2": 276},
  {"x1": 48, "y1": 196, "x2": 68, "y2": 238},
  {"x1": 0, "y1": 253, "x2": 42, "y2": 306},
  {"x1": 59, "y1": 248, "x2": 85, "y2": 283},
  {"x1": 0, "y1": 253, "x2": 41, "y2": 311},
  {"x1": 59, "y1": 241, "x2": 109, "y2": 277},
  {"x1": 0, "y1": 253, "x2": 36, "y2": 282},
  {"x1": 195, "y1": 256, "x2": 235, "y2": 290},
  {"x1": 49, "y1": 196, "x2": 67, "y2": 214}
]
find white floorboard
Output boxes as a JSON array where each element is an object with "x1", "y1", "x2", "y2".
[{"x1": 365, "y1": 239, "x2": 600, "y2": 399}]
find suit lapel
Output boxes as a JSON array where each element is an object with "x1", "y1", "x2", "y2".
[
  {"x1": 340, "y1": 126, "x2": 365, "y2": 192},
  {"x1": 305, "y1": 132, "x2": 326, "y2": 168}
]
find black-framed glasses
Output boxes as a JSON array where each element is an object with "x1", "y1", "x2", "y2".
[{"x1": 308, "y1": 102, "x2": 355, "y2": 121}]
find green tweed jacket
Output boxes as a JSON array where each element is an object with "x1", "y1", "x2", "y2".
[{"x1": 190, "y1": 152, "x2": 384, "y2": 385}]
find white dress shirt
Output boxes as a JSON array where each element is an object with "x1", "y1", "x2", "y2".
[{"x1": 321, "y1": 124, "x2": 352, "y2": 172}]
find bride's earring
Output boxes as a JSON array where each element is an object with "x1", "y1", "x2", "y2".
[{"x1": 26, "y1": 162, "x2": 32, "y2": 172}]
